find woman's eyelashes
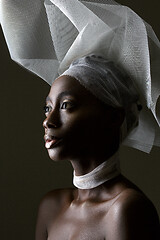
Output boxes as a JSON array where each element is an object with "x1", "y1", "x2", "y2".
[
  {"x1": 60, "y1": 100, "x2": 75, "y2": 110},
  {"x1": 44, "y1": 105, "x2": 52, "y2": 115},
  {"x1": 44, "y1": 100, "x2": 76, "y2": 115}
]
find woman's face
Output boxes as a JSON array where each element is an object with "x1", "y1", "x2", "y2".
[{"x1": 43, "y1": 75, "x2": 120, "y2": 162}]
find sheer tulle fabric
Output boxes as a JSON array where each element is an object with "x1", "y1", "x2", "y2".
[{"x1": 0, "y1": 0, "x2": 160, "y2": 152}]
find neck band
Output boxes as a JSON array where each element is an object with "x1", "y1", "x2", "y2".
[{"x1": 73, "y1": 152, "x2": 120, "y2": 189}]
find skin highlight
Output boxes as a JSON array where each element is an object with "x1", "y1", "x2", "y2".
[{"x1": 36, "y1": 75, "x2": 160, "y2": 240}]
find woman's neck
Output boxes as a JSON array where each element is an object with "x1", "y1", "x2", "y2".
[
  {"x1": 70, "y1": 148, "x2": 119, "y2": 176},
  {"x1": 72, "y1": 151, "x2": 120, "y2": 190},
  {"x1": 74, "y1": 174, "x2": 123, "y2": 203}
]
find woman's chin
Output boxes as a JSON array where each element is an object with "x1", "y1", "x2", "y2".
[
  {"x1": 47, "y1": 148, "x2": 67, "y2": 162},
  {"x1": 47, "y1": 149, "x2": 60, "y2": 161}
]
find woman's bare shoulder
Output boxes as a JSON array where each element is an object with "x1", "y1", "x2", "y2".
[
  {"x1": 35, "y1": 188, "x2": 75, "y2": 240},
  {"x1": 38, "y1": 188, "x2": 75, "y2": 212},
  {"x1": 106, "y1": 188, "x2": 160, "y2": 240},
  {"x1": 110, "y1": 188, "x2": 158, "y2": 215}
]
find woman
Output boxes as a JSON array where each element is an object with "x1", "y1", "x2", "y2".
[
  {"x1": 34, "y1": 55, "x2": 160, "y2": 239},
  {"x1": 0, "y1": 0, "x2": 160, "y2": 239}
]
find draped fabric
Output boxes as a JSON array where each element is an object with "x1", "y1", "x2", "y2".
[{"x1": 0, "y1": 0, "x2": 160, "y2": 152}]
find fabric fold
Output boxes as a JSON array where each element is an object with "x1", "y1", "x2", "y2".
[{"x1": 0, "y1": 0, "x2": 160, "y2": 153}]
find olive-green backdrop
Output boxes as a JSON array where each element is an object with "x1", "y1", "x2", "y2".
[{"x1": 0, "y1": 1, "x2": 160, "y2": 239}]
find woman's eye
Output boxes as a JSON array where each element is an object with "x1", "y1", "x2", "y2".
[
  {"x1": 61, "y1": 101, "x2": 74, "y2": 110},
  {"x1": 44, "y1": 105, "x2": 52, "y2": 114}
]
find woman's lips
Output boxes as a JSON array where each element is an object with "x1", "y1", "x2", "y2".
[{"x1": 45, "y1": 138, "x2": 62, "y2": 149}]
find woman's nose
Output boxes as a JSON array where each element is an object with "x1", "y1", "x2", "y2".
[{"x1": 43, "y1": 111, "x2": 61, "y2": 129}]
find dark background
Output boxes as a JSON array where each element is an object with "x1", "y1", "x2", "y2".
[{"x1": 0, "y1": 1, "x2": 160, "y2": 239}]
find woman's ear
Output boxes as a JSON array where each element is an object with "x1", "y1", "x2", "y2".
[{"x1": 104, "y1": 106, "x2": 125, "y2": 128}]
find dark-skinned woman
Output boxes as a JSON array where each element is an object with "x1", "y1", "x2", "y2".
[{"x1": 0, "y1": 1, "x2": 160, "y2": 239}]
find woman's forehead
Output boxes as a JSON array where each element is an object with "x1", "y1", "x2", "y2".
[{"x1": 49, "y1": 75, "x2": 94, "y2": 99}]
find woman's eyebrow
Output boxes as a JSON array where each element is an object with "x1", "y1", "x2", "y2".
[
  {"x1": 45, "y1": 96, "x2": 51, "y2": 102},
  {"x1": 46, "y1": 91, "x2": 75, "y2": 103},
  {"x1": 58, "y1": 91, "x2": 74, "y2": 99}
]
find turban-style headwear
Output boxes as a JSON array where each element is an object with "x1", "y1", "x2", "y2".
[
  {"x1": 60, "y1": 54, "x2": 140, "y2": 144},
  {"x1": 0, "y1": 0, "x2": 160, "y2": 153}
]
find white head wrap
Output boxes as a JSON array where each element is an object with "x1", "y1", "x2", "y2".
[
  {"x1": 0, "y1": 0, "x2": 160, "y2": 153},
  {"x1": 61, "y1": 54, "x2": 140, "y2": 143}
]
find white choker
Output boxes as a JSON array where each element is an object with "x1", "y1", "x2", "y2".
[{"x1": 73, "y1": 152, "x2": 120, "y2": 189}]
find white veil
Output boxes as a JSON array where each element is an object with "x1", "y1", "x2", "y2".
[{"x1": 0, "y1": 0, "x2": 160, "y2": 153}]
